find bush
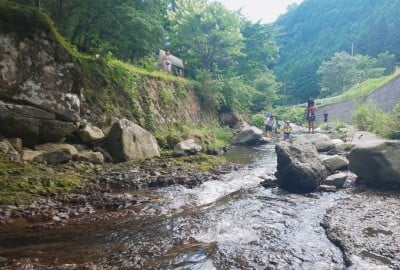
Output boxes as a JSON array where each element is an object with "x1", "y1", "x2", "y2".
[{"x1": 250, "y1": 113, "x2": 266, "y2": 129}]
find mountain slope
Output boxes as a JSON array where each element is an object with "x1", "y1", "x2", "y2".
[{"x1": 274, "y1": 0, "x2": 400, "y2": 102}]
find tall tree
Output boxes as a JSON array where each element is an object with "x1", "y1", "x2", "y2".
[
  {"x1": 167, "y1": 0, "x2": 244, "y2": 76},
  {"x1": 317, "y1": 51, "x2": 361, "y2": 96}
]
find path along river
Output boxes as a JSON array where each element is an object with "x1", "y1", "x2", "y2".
[{"x1": 2, "y1": 144, "x2": 399, "y2": 269}]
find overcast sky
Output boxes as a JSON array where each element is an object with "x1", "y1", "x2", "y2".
[{"x1": 215, "y1": 0, "x2": 304, "y2": 23}]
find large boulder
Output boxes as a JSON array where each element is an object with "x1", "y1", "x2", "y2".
[
  {"x1": 104, "y1": 119, "x2": 160, "y2": 162},
  {"x1": 348, "y1": 140, "x2": 400, "y2": 187},
  {"x1": 275, "y1": 137, "x2": 327, "y2": 192},
  {"x1": 232, "y1": 126, "x2": 263, "y2": 145}
]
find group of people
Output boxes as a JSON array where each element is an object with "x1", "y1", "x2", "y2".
[
  {"x1": 264, "y1": 115, "x2": 292, "y2": 141},
  {"x1": 264, "y1": 99, "x2": 329, "y2": 140}
]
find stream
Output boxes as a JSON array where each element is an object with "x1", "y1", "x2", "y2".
[{"x1": 0, "y1": 144, "x2": 350, "y2": 269}]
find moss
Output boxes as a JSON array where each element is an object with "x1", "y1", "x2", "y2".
[
  {"x1": 173, "y1": 154, "x2": 226, "y2": 172},
  {"x1": 0, "y1": 0, "x2": 75, "y2": 56},
  {"x1": 0, "y1": 155, "x2": 83, "y2": 206}
]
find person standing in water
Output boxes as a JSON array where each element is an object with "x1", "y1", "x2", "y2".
[{"x1": 305, "y1": 99, "x2": 317, "y2": 133}]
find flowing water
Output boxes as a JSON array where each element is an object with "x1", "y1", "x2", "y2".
[{"x1": 0, "y1": 145, "x2": 348, "y2": 269}]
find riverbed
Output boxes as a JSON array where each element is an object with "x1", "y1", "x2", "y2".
[{"x1": 1, "y1": 144, "x2": 399, "y2": 269}]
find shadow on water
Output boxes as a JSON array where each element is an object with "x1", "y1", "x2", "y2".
[{"x1": 0, "y1": 144, "x2": 347, "y2": 269}]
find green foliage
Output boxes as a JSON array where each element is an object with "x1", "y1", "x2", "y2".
[
  {"x1": 317, "y1": 52, "x2": 362, "y2": 96},
  {"x1": 155, "y1": 121, "x2": 233, "y2": 152},
  {"x1": 168, "y1": 0, "x2": 244, "y2": 74},
  {"x1": 272, "y1": 106, "x2": 305, "y2": 124},
  {"x1": 352, "y1": 101, "x2": 400, "y2": 139},
  {"x1": 17, "y1": 0, "x2": 168, "y2": 62},
  {"x1": 250, "y1": 114, "x2": 266, "y2": 130},
  {"x1": 0, "y1": 155, "x2": 82, "y2": 205}
]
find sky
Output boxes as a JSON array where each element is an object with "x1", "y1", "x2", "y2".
[{"x1": 215, "y1": 0, "x2": 304, "y2": 23}]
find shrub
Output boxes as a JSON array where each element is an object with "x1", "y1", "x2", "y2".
[{"x1": 250, "y1": 113, "x2": 266, "y2": 129}]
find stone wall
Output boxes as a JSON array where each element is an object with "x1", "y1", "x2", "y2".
[{"x1": 314, "y1": 75, "x2": 400, "y2": 125}]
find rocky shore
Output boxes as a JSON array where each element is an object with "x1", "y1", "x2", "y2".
[{"x1": 0, "y1": 155, "x2": 238, "y2": 228}]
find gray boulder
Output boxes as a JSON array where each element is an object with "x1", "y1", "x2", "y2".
[
  {"x1": 174, "y1": 139, "x2": 202, "y2": 156},
  {"x1": 348, "y1": 140, "x2": 400, "y2": 187},
  {"x1": 275, "y1": 137, "x2": 327, "y2": 193},
  {"x1": 105, "y1": 119, "x2": 160, "y2": 162},
  {"x1": 232, "y1": 126, "x2": 263, "y2": 145}
]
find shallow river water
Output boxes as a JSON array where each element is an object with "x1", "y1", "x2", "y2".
[{"x1": 1, "y1": 145, "x2": 351, "y2": 269}]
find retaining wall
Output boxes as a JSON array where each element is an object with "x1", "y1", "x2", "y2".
[{"x1": 314, "y1": 75, "x2": 400, "y2": 125}]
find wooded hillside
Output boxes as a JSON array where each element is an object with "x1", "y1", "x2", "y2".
[{"x1": 274, "y1": 0, "x2": 400, "y2": 103}]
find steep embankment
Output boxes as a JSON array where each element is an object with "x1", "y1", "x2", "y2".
[{"x1": 0, "y1": 1, "x2": 209, "y2": 148}]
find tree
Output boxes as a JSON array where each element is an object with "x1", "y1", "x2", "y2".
[
  {"x1": 167, "y1": 0, "x2": 244, "y2": 76},
  {"x1": 27, "y1": 0, "x2": 169, "y2": 61},
  {"x1": 375, "y1": 51, "x2": 397, "y2": 75},
  {"x1": 317, "y1": 51, "x2": 361, "y2": 96}
]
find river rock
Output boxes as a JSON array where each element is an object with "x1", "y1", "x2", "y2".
[
  {"x1": 0, "y1": 139, "x2": 21, "y2": 161},
  {"x1": 232, "y1": 126, "x2": 263, "y2": 145},
  {"x1": 275, "y1": 137, "x2": 327, "y2": 192},
  {"x1": 302, "y1": 133, "x2": 335, "y2": 152},
  {"x1": 104, "y1": 118, "x2": 160, "y2": 162},
  {"x1": 322, "y1": 155, "x2": 349, "y2": 172},
  {"x1": 348, "y1": 140, "x2": 400, "y2": 187},
  {"x1": 173, "y1": 139, "x2": 202, "y2": 156},
  {"x1": 32, "y1": 143, "x2": 78, "y2": 164},
  {"x1": 75, "y1": 151, "x2": 104, "y2": 164},
  {"x1": 323, "y1": 192, "x2": 400, "y2": 268},
  {"x1": 77, "y1": 123, "x2": 105, "y2": 143},
  {"x1": 324, "y1": 172, "x2": 347, "y2": 188}
]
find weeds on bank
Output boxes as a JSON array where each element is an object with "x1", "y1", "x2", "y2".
[
  {"x1": 155, "y1": 121, "x2": 233, "y2": 153},
  {"x1": 352, "y1": 102, "x2": 400, "y2": 139}
]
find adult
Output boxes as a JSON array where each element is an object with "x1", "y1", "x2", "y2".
[
  {"x1": 163, "y1": 50, "x2": 172, "y2": 74},
  {"x1": 265, "y1": 115, "x2": 276, "y2": 139},
  {"x1": 305, "y1": 99, "x2": 317, "y2": 133}
]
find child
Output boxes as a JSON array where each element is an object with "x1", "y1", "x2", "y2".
[
  {"x1": 283, "y1": 121, "x2": 292, "y2": 140},
  {"x1": 305, "y1": 99, "x2": 317, "y2": 133}
]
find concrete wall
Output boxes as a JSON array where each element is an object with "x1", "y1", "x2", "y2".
[{"x1": 314, "y1": 75, "x2": 400, "y2": 125}]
